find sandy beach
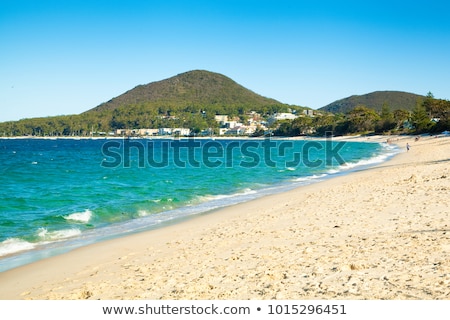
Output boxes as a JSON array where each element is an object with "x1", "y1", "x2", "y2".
[{"x1": 0, "y1": 135, "x2": 449, "y2": 300}]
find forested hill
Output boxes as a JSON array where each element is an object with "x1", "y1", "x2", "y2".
[
  {"x1": 319, "y1": 91, "x2": 425, "y2": 114},
  {"x1": 87, "y1": 70, "x2": 286, "y2": 114},
  {"x1": 0, "y1": 70, "x2": 301, "y2": 136},
  {"x1": 3, "y1": 70, "x2": 445, "y2": 137}
]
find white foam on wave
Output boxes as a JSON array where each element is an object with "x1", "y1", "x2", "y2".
[
  {"x1": 341, "y1": 155, "x2": 385, "y2": 170},
  {"x1": 138, "y1": 210, "x2": 150, "y2": 217},
  {"x1": 37, "y1": 227, "x2": 81, "y2": 241},
  {"x1": 64, "y1": 209, "x2": 92, "y2": 223},
  {"x1": 339, "y1": 145, "x2": 397, "y2": 171},
  {"x1": 297, "y1": 143, "x2": 399, "y2": 181},
  {"x1": 0, "y1": 238, "x2": 36, "y2": 257},
  {"x1": 198, "y1": 188, "x2": 257, "y2": 202},
  {"x1": 277, "y1": 167, "x2": 297, "y2": 173},
  {"x1": 294, "y1": 173, "x2": 328, "y2": 182}
]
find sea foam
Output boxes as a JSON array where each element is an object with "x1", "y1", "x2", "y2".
[
  {"x1": 0, "y1": 238, "x2": 36, "y2": 257},
  {"x1": 37, "y1": 227, "x2": 81, "y2": 241},
  {"x1": 138, "y1": 210, "x2": 150, "y2": 217},
  {"x1": 294, "y1": 173, "x2": 328, "y2": 182},
  {"x1": 64, "y1": 209, "x2": 92, "y2": 223},
  {"x1": 199, "y1": 188, "x2": 257, "y2": 202},
  {"x1": 338, "y1": 144, "x2": 398, "y2": 171}
]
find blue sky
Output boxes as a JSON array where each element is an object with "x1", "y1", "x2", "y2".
[{"x1": 1, "y1": 0, "x2": 449, "y2": 121}]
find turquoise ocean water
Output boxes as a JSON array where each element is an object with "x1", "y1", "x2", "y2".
[{"x1": 0, "y1": 138, "x2": 398, "y2": 271}]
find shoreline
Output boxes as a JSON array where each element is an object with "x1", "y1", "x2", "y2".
[
  {"x1": 0, "y1": 133, "x2": 429, "y2": 140},
  {"x1": 0, "y1": 135, "x2": 449, "y2": 299},
  {"x1": 0, "y1": 136, "x2": 396, "y2": 272}
]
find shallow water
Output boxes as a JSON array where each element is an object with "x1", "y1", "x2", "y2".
[{"x1": 0, "y1": 137, "x2": 398, "y2": 271}]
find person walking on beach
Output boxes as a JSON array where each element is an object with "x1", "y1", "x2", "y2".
[{"x1": 406, "y1": 143, "x2": 410, "y2": 152}]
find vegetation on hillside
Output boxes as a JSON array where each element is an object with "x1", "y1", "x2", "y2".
[
  {"x1": 320, "y1": 91, "x2": 425, "y2": 114},
  {"x1": 275, "y1": 92, "x2": 450, "y2": 136},
  {"x1": 0, "y1": 70, "x2": 305, "y2": 136},
  {"x1": 90, "y1": 70, "x2": 286, "y2": 113}
]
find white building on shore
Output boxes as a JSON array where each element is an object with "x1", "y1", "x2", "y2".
[{"x1": 267, "y1": 113, "x2": 298, "y2": 125}]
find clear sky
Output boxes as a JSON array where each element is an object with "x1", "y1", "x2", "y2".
[{"x1": 1, "y1": 0, "x2": 449, "y2": 122}]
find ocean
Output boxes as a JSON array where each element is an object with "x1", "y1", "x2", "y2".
[{"x1": 0, "y1": 137, "x2": 398, "y2": 271}]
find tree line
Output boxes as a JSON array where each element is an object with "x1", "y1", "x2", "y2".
[
  {"x1": 273, "y1": 93, "x2": 450, "y2": 137},
  {"x1": 0, "y1": 102, "x2": 300, "y2": 136},
  {"x1": 0, "y1": 94, "x2": 448, "y2": 137}
]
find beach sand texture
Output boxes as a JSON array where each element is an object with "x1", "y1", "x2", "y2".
[{"x1": 0, "y1": 135, "x2": 449, "y2": 300}]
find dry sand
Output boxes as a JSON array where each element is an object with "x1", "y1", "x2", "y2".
[{"x1": 0, "y1": 135, "x2": 449, "y2": 300}]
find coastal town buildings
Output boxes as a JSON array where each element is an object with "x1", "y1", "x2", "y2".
[{"x1": 109, "y1": 110, "x2": 311, "y2": 137}]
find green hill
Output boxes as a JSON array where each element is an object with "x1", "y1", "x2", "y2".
[
  {"x1": 319, "y1": 91, "x2": 425, "y2": 114},
  {"x1": 0, "y1": 70, "x2": 301, "y2": 136},
  {"x1": 88, "y1": 70, "x2": 285, "y2": 114}
]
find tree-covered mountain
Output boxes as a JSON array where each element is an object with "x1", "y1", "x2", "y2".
[
  {"x1": 319, "y1": 91, "x2": 425, "y2": 114},
  {"x1": 88, "y1": 70, "x2": 286, "y2": 114},
  {"x1": 277, "y1": 92, "x2": 449, "y2": 136},
  {"x1": 0, "y1": 70, "x2": 303, "y2": 136}
]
